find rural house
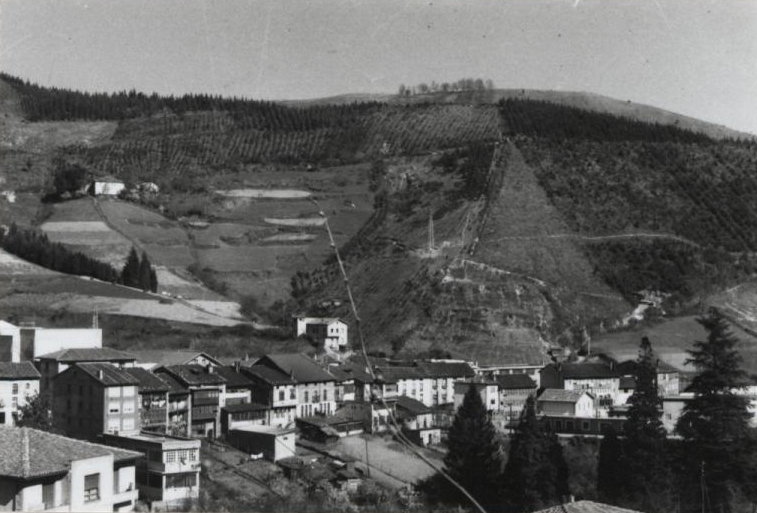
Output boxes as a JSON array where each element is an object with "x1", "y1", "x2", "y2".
[
  {"x1": 130, "y1": 350, "x2": 221, "y2": 371},
  {"x1": 53, "y1": 363, "x2": 140, "y2": 439},
  {"x1": 293, "y1": 316, "x2": 350, "y2": 357},
  {"x1": 395, "y1": 395, "x2": 441, "y2": 447},
  {"x1": 89, "y1": 175, "x2": 125, "y2": 196},
  {"x1": 1, "y1": 319, "x2": 102, "y2": 363},
  {"x1": 0, "y1": 426, "x2": 140, "y2": 512},
  {"x1": 0, "y1": 362, "x2": 40, "y2": 427},
  {"x1": 214, "y1": 365, "x2": 253, "y2": 406}
]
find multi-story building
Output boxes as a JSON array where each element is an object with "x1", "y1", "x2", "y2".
[
  {"x1": 155, "y1": 365, "x2": 226, "y2": 439},
  {"x1": 540, "y1": 363, "x2": 621, "y2": 410},
  {"x1": 53, "y1": 362, "x2": 140, "y2": 439},
  {"x1": 254, "y1": 354, "x2": 336, "y2": 418},
  {"x1": 0, "y1": 362, "x2": 40, "y2": 426},
  {"x1": 395, "y1": 395, "x2": 441, "y2": 447},
  {"x1": 36, "y1": 348, "x2": 136, "y2": 395},
  {"x1": 0, "y1": 319, "x2": 103, "y2": 363},
  {"x1": 122, "y1": 367, "x2": 170, "y2": 433},
  {"x1": 453, "y1": 378, "x2": 500, "y2": 412},
  {"x1": 214, "y1": 365, "x2": 253, "y2": 406},
  {"x1": 101, "y1": 431, "x2": 201, "y2": 508},
  {"x1": 0, "y1": 426, "x2": 140, "y2": 512},
  {"x1": 382, "y1": 361, "x2": 476, "y2": 408},
  {"x1": 156, "y1": 373, "x2": 192, "y2": 438},
  {"x1": 495, "y1": 374, "x2": 537, "y2": 420},
  {"x1": 616, "y1": 359, "x2": 681, "y2": 397},
  {"x1": 293, "y1": 316, "x2": 349, "y2": 357},
  {"x1": 239, "y1": 365, "x2": 297, "y2": 428}
]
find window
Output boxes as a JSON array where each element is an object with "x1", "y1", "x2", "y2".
[
  {"x1": 43, "y1": 482, "x2": 55, "y2": 509},
  {"x1": 109, "y1": 402, "x2": 120, "y2": 414},
  {"x1": 122, "y1": 418, "x2": 135, "y2": 431},
  {"x1": 107, "y1": 419, "x2": 120, "y2": 432},
  {"x1": 12, "y1": 383, "x2": 18, "y2": 395},
  {"x1": 555, "y1": 420, "x2": 563, "y2": 430},
  {"x1": 123, "y1": 402, "x2": 135, "y2": 414},
  {"x1": 304, "y1": 391, "x2": 309, "y2": 403},
  {"x1": 12, "y1": 397, "x2": 18, "y2": 408},
  {"x1": 278, "y1": 389, "x2": 285, "y2": 401},
  {"x1": 290, "y1": 388, "x2": 296, "y2": 399},
  {"x1": 108, "y1": 387, "x2": 121, "y2": 398},
  {"x1": 84, "y1": 473, "x2": 100, "y2": 502},
  {"x1": 166, "y1": 473, "x2": 196, "y2": 489},
  {"x1": 582, "y1": 421, "x2": 591, "y2": 431}
]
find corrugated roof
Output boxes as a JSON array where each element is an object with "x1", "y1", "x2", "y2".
[
  {"x1": 415, "y1": 361, "x2": 475, "y2": 379},
  {"x1": 531, "y1": 500, "x2": 643, "y2": 513},
  {"x1": 0, "y1": 426, "x2": 140, "y2": 479},
  {"x1": 122, "y1": 367, "x2": 170, "y2": 393},
  {"x1": 241, "y1": 365, "x2": 295, "y2": 385},
  {"x1": 537, "y1": 389, "x2": 590, "y2": 403},
  {"x1": 495, "y1": 374, "x2": 537, "y2": 390},
  {"x1": 159, "y1": 365, "x2": 227, "y2": 386},
  {"x1": 0, "y1": 362, "x2": 41, "y2": 380},
  {"x1": 74, "y1": 363, "x2": 140, "y2": 387},
  {"x1": 36, "y1": 347, "x2": 136, "y2": 362},
  {"x1": 257, "y1": 354, "x2": 335, "y2": 383},
  {"x1": 214, "y1": 366, "x2": 253, "y2": 388}
]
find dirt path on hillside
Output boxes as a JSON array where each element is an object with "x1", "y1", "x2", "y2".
[{"x1": 490, "y1": 231, "x2": 701, "y2": 247}]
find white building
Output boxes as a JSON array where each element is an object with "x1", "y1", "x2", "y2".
[
  {"x1": 537, "y1": 389, "x2": 595, "y2": 418},
  {"x1": 90, "y1": 176, "x2": 125, "y2": 197},
  {"x1": 0, "y1": 363, "x2": 41, "y2": 426},
  {"x1": 453, "y1": 379, "x2": 500, "y2": 412},
  {"x1": 0, "y1": 426, "x2": 140, "y2": 512},
  {"x1": 293, "y1": 317, "x2": 349, "y2": 356},
  {"x1": 0, "y1": 320, "x2": 102, "y2": 363}
]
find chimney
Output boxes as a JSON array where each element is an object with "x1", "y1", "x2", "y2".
[
  {"x1": 234, "y1": 361, "x2": 241, "y2": 372},
  {"x1": 98, "y1": 369, "x2": 104, "y2": 380}
]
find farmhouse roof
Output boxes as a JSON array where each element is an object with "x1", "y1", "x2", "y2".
[
  {"x1": 36, "y1": 347, "x2": 136, "y2": 363},
  {"x1": 395, "y1": 395, "x2": 431, "y2": 416},
  {"x1": 122, "y1": 367, "x2": 170, "y2": 393},
  {"x1": 0, "y1": 426, "x2": 139, "y2": 480},
  {"x1": 544, "y1": 363, "x2": 619, "y2": 380},
  {"x1": 495, "y1": 374, "x2": 537, "y2": 390},
  {"x1": 241, "y1": 365, "x2": 296, "y2": 385},
  {"x1": 415, "y1": 361, "x2": 475, "y2": 379},
  {"x1": 69, "y1": 363, "x2": 140, "y2": 387},
  {"x1": 92, "y1": 175, "x2": 123, "y2": 183},
  {"x1": 158, "y1": 365, "x2": 227, "y2": 386},
  {"x1": 214, "y1": 366, "x2": 253, "y2": 388},
  {"x1": 537, "y1": 389, "x2": 592, "y2": 403},
  {"x1": 256, "y1": 354, "x2": 335, "y2": 383},
  {"x1": 530, "y1": 500, "x2": 643, "y2": 513},
  {"x1": 0, "y1": 362, "x2": 41, "y2": 380},
  {"x1": 130, "y1": 350, "x2": 221, "y2": 367}
]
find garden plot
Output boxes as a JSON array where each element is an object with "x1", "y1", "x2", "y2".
[
  {"x1": 141, "y1": 244, "x2": 195, "y2": 268},
  {"x1": 46, "y1": 198, "x2": 100, "y2": 221},
  {"x1": 98, "y1": 200, "x2": 188, "y2": 245}
]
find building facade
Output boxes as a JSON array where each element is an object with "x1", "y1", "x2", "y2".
[{"x1": 0, "y1": 363, "x2": 40, "y2": 427}]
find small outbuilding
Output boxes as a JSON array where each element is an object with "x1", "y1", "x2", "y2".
[
  {"x1": 227, "y1": 425, "x2": 296, "y2": 462},
  {"x1": 90, "y1": 175, "x2": 126, "y2": 196}
]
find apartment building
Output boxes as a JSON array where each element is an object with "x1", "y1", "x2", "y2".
[
  {"x1": 155, "y1": 373, "x2": 192, "y2": 438},
  {"x1": 122, "y1": 367, "x2": 171, "y2": 432},
  {"x1": 53, "y1": 363, "x2": 140, "y2": 439},
  {"x1": 0, "y1": 362, "x2": 40, "y2": 427},
  {"x1": 254, "y1": 354, "x2": 336, "y2": 418},
  {"x1": 239, "y1": 365, "x2": 297, "y2": 428},
  {"x1": 36, "y1": 348, "x2": 136, "y2": 395},
  {"x1": 155, "y1": 365, "x2": 226, "y2": 439}
]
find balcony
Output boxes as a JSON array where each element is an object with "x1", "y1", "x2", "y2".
[
  {"x1": 113, "y1": 486, "x2": 139, "y2": 507},
  {"x1": 146, "y1": 460, "x2": 202, "y2": 474}
]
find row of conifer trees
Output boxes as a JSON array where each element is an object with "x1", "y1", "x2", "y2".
[
  {"x1": 431, "y1": 309, "x2": 756, "y2": 513},
  {"x1": 0, "y1": 223, "x2": 157, "y2": 292}
]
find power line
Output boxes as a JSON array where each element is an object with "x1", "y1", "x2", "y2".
[{"x1": 312, "y1": 198, "x2": 489, "y2": 513}]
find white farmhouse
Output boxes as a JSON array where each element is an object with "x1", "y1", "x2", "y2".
[
  {"x1": 90, "y1": 175, "x2": 125, "y2": 196},
  {"x1": 293, "y1": 316, "x2": 349, "y2": 357}
]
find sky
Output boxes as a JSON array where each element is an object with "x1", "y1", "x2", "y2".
[{"x1": 0, "y1": 0, "x2": 755, "y2": 134}]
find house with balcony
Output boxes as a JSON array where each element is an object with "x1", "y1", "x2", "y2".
[
  {"x1": 155, "y1": 373, "x2": 191, "y2": 438},
  {"x1": 53, "y1": 363, "x2": 140, "y2": 440},
  {"x1": 220, "y1": 403, "x2": 272, "y2": 434},
  {"x1": 328, "y1": 364, "x2": 373, "y2": 405},
  {"x1": 239, "y1": 365, "x2": 297, "y2": 428},
  {"x1": 0, "y1": 426, "x2": 140, "y2": 512},
  {"x1": 214, "y1": 365, "x2": 253, "y2": 406},
  {"x1": 395, "y1": 395, "x2": 441, "y2": 447},
  {"x1": 155, "y1": 365, "x2": 226, "y2": 439},
  {"x1": 36, "y1": 348, "x2": 136, "y2": 396},
  {"x1": 122, "y1": 367, "x2": 170, "y2": 433},
  {"x1": 253, "y1": 354, "x2": 336, "y2": 418},
  {"x1": 101, "y1": 431, "x2": 201, "y2": 508},
  {"x1": 0, "y1": 362, "x2": 40, "y2": 427}
]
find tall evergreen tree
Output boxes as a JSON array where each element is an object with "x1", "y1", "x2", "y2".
[
  {"x1": 121, "y1": 247, "x2": 140, "y2": 287},
  {"x1": 622, "y1": 336, "x2": 672, "y2": 512},
  {"x1": 149, "y1": 267, "x2": 158, "y2": 293},
  {"x1": 597, "y1": 425, "x2": 623, "y2": 502},
  {"x1": 443, "y1": 384, "x2": 503, "y2": 510},
  {"x1": 138, "y1": 251, "x2": 152, "y2": 291},
  {"x1": 676, "y1": 308, "x2": 753, "y2": 513},
  {"x1": 503, "y1": 395, "x2": 568, "y2": 511}
]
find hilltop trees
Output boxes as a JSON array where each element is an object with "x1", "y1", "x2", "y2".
[
  {"x1": 398, "y1": 78, "x2": 495, "y2": 96},
  {"x1": 503, "y1": 396, "x2": 569, "y2": 511},
  {"x1": 675, "y1": 308, "x2": 754, "y2": 513},
  {"x1": 443, "y1": 384, "x2": 502, "y2": 509}
]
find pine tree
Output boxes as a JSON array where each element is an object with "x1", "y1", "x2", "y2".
[
  {"x1": 443, "y1": 384, "x2": 503, "y2": 509},
  {"x1": 676, "y1": 308, "x2": 753, "y2": 513},
  {"x1": 622, "y1": 336, "x2": 672, "y2": 512},
  {"x1": 597, "y1": 425, "x2": 624, "y2": 502},
  {"x1": 149, "y1": 267, "x2": 158, "y2": 293},
  {"x1": 121, "y1": 247, "x2": 140, "y2": 287},
  {"x1": 138, "y1": 251, "x2": 152, "y2": 291},
  {"x1": 503, "y1": 395, "x2": 568, "y2": 511}
]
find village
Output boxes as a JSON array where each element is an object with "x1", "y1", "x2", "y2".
[{"x1": 2, "y1": 314, "x2": 754, "y2": 512}]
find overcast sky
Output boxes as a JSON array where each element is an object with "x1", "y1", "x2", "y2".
[{"x1": 1, "y1": 0, "x2": 755, "y2": 134}]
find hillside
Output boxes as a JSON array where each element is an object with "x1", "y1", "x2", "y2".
[{"x1": 2, "y1": 74, "x2": 757, "y2": 366}]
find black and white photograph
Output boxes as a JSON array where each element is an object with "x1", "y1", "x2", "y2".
[{"x1": 0, "y1": 1, "x2": 756, "y2": 512}]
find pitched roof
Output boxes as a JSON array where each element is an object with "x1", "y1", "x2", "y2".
[
  {"x1": 530, "y1": 500, "x2": 643, "y2": 513},
  {"x1": 257, "y1": 354, "x2": 335, "y2": 383},
  {"x1": 0, "y1": 426, "x2": 140, "y2": 479},
  {"x1": 214, "y1": 366, "x2": 253, "y2": 388},
  {"x1": 380, "y1": 366, "x2": 423, "y2": 381},
  {"x1": 545, "y1": 363, "x2": 619, "y2": 380},
  {"x1": 36, "y1": 347, "x2": 136, "y2": 363},
  {"x1": 122, "y1": 367, "x2": 170, "y2": 393},
  {"x1": 72, "y1": 363, "x2": 140, "y2": 386},
  {"x1": 93, "y1": 175, "x2": 123, "y2": 183},
  {"x1": 222, "y1": 403, "x2": 271, "y2": 413},
  {"x1": 157, "y1": 372, "x2": 189, "y2": 394},
  {"x1": 328, "y1": 364, "x2": 374, "y2": 383},
  {"x1": 241, "y1": 365, "x2": 295, "y2": 385},
  {"x1": 495, "y1": 374, "x2": 537, "y2": 390},
  {"x1": 129, "y1": 350, "x2": 221, "y2": 367},
  {"x1": 537, "y1": 389, "x2": 591, "y2": 403},
  {"x1": 0, "y1": 362, "x2": 41, "y2": 380},
  {"x1": 415, "y1": 361, "x2": 475, "y2": 379},
  {"x1": 159, "y1": 365, "x2": 227, "y2": 386},
  {"x1": 395, "y1": 395, "x2": 431, "y2": 416}
]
